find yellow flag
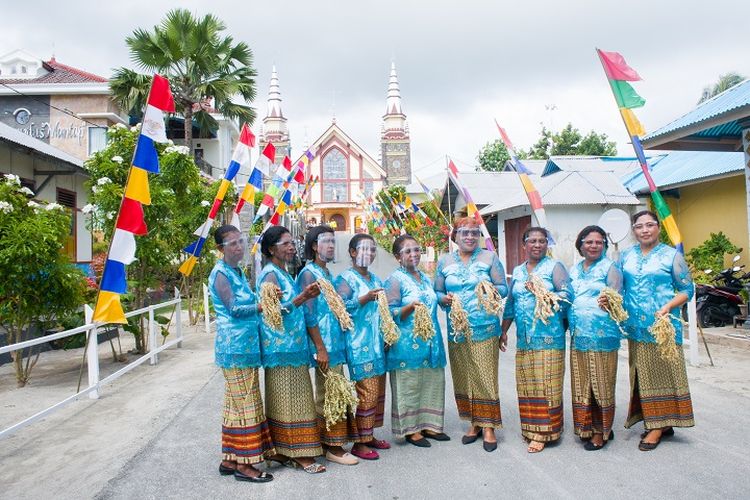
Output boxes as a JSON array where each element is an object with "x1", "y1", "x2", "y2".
[
  {"x1": 124, "y1": 167, "x2": 151, "y2": 205},
  {"x1": 93, "y1": 291, "x2": 127, "y2": 324},
  {"x1": 620, "y1": 108, "x2": 646, "y2": 137},
  {"x1": 216, "y1": 179, "x2": 231, "y2": 201},
  {"x1": 179, "y1": 255, "x2": 198, "y2": 276}
]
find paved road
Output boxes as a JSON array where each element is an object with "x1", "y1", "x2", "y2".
[{"x1": 95, "y1": 329, "x2": 750, "y2": 500}]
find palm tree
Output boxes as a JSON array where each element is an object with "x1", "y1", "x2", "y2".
[
  {"x1": 110, "y1": 9, "x2": 257, "y2": 148},
  {"x1": 698, "y1": 72, "x2": 746, "y2": 104}
]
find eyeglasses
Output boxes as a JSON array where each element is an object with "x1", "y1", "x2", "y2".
[
  {"x1": 400, "y1": 246, "x2": 422, "y2": 255},
  {"x1": 632, "y1": 222, "x2": 659, "y2": 230},
  {"x1": 274, "y1": 239, "x2": 295, "y2": 247},
  {"x1": 457, "y1": 229, "x2": 481, "y2": 237},
  {"x1": 220, "y1": 236, "x2": 247, "y2": 248},
  {"x1": 524, "y1": 238, "x2": 548, "y2": 245},
  {"x1": 582, "y1": 239, "x2": 605, "y2": 246},
  {"x1": 317, "y1": 237, "x2": 336, "y2": 245}
]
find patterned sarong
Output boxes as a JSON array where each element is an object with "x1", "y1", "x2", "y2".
[
  {"x1": 570, "y1": 350, "x2": 617, "y2": 439},
  {"x1": 221, "y1": 368, "x2": 275, "y2": 464},
  {"x1": 515, "y1": 349, "x2": 564, "y2": 442},
  {"x1": 265, "y1": 365, "x2": 323, "y2": 458},
  {"x1": 353, "y1": 374, "x2": 386, "y2": 443},
  {"x1": 448, "y1": 337, "x2": 502, "y2": 429},
  {"x1": 390, "y1": 367, "x2": 445, "y2": 438},
  {"x1": 314, "y1": 364, "x2": 359, "y2": 446},
  {"x1": 625, "y1": 340, "x2": 695, "y2": 429}
]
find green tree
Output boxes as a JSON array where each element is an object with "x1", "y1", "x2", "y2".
[
  {"x1": 476, "y1": 140, "x2": 511, "y2": 172},
  {"x1": 526, "y1": 123, "x2": 616, "y2": 159},
  {"x1": 110, "y1": 9, "x2": 257, "y2": 148},
  {"x1": 0, "y1": 175, "x2": 88, "y2": 386},
  {"x1": 686, "y1": 232, "x2": 742, "y2": 284},
  {"x1": 85, "y1": 125, "x2": 236, "y2": 351},
  {"x1": 698, "y1": 72, "x2": 746, "y2": 104}
]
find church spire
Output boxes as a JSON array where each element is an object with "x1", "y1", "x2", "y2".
[
  {"x1": 385, "y1": 61, "x2": 403, "y2": 116},
  {"x1": 260, "y1": 65, "x2": 290, "y2": 163},
  {"x1": 266, "y1": 65, "x2": 284, "y2": 119},
  {"x1": 381, "y1": 61, "x2": 411, "y2": 186}
]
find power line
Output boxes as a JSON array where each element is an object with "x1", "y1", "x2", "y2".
[{"x1": 0, "y1": 82, "x2": 110, "y2": 129}]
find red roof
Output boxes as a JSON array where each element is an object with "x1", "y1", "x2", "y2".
[{"x1": 1, "y1": 57, "x2": 107, "y2": 84}]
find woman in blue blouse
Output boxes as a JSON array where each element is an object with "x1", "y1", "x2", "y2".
[
  {"x1": 209, "y1": 225, "x2": 274, "y2": 482},
  {"x1": 501, "y1": 227, "x2": 572, "y2": 453},
  {"x1": 385, "y1": 234, "x2": 448, "y2": 447},
  {"x1": 335, "y1": 234, "x2": 391, "y2": 460},
  {"x1": 297, "y1": 225, "x2": 359, "y2": 466},
  {"x1": 257, "y1": 226, "x2": 327, "y2": 474},
  {"x1": 617, "y1": 210, "x2": 694, "y2": 451},
  {"x1": 568, "y1": 225, "x2": 622, "y2": 451},
  {"x1": 434, "y1": 217, "x2": 508, "y2": 452}
]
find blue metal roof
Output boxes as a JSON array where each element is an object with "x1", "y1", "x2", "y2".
[
  {"x1": 643, "y1": 79, "x2": 750, "y2": 144},
  {"x1": 622, "y1": 150, "x2": 744, "y2": 194}
]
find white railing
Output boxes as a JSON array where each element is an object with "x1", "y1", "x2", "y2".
[{"x1": 0, "y1": 288, "x2": 184, "y2": 439}]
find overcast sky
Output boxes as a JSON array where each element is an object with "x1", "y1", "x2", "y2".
[{"x1": 3, "y1": 1, "x2": 749, "y2": 181}]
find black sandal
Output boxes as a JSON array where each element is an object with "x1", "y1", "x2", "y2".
[
  {"x1": 405, "y1": 434, "x2": 431, "y2": 447},
  {"x1": 234, "y1": 469, "x2": 274, "y2": 483},
  {"x1": 461, "y1": 433, "x2": 481, "y2": 445},
  {"x1": 423, "y1": 431, "x2": 451, "y2": 441}
]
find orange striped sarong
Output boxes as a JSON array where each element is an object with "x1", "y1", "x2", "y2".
[
  {"x1": 515, "y1": 349, "x2": 564, "y2": 442},
  {"x1": 221, "y1": 368, "x2": 275, "y2": 464},
  {"x1": 449, "y1": 337, "x2": 503, "y2": 428}
]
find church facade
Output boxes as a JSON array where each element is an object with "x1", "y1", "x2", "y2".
[{"x1": 257, "y1": 63, "x2": 412, "y2": 233}]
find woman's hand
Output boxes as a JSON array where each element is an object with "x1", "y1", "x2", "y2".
[
  {"x1": 597, "y1": 295, "x2": 610, "y2": 310},
  {"x1": 361, "y1": 288, "x2": 384, "y2": 304},
  {"x1": 316, "y1": 346, "x2": 330, "y2": 373},
  {"x1": 441, "y1": 293, "x2": 454, "y2": 307},
  {"x1": 656, "y1": 305, "x2": 670, "y2": 318},
  {"x1": 499, "y1": 332, "x2": 508, "y2": 352},
  {"x1": 303, "y1": 282, "x2": 321, "y2": 300}
]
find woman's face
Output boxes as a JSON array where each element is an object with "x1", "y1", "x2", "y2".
[
  {"x1": 524, "y1": 230, "x2": 548, "y2": 261},
  {"x1": 315, "y1": 232, "x2": 336, "y2": 263},
  {"x1": 455, "y1": 224, "x2": 481, "y2": 253},
  {"x1": 397, "y1": 239, "x2": 421, "y2": 269},
  {"x1": 270, "y1": 232, "x2": 296, "y2": 263},
  {"x1": 580, "y1": 231, "x2": 606, "y2": 262},
  {"x1": 632, "y1": 214, "x2": 660, "y2": 246},
  {"x1": 219, "y1": 231, "x2": 245, "y2": 264},
  {"x1": 352, "y1": 239, "x2": 377, "y2": 268}
]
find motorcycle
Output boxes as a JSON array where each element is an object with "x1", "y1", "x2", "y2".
[{"x1": 695, "y1": 255, "x2": 750, "y2": 328}]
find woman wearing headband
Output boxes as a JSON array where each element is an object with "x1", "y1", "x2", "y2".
[
  {"x1": 209, "y1": 225, "x2": 274, "y2": 482},
  {"x1": 296, "y1": 225, "x2": 359, "y2": 466},
  {"x1": 334, "y1": 234, "x2": 391, "y2": 460},
  {"x1": 384, "y1": 234, "x2": 448, "y2": 447},
  {"x1": 434, "y1": 217, "x2": 508, "y2": 452},
  {"x1": 501, "y1": 227, "x2": 572, "y2": 453},
  {"x1": 568, "y1": 225, "x2": 622, "y2": 450},
  {"x1": 258, "y1": 225, "x2": 326, "y2": 474}
]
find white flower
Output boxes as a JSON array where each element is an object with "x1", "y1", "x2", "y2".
[
  {"x1": 19, "y1": 186, "x2": 34, "y2": 196},
  {"x1": 45, "y1": 202, "x2": 64, "y2": 211},
  {"x1": 91, "y1": 186, "x2": 100, "y2": 194},
  {"x1": 200, "y1": 200, "x2": 211, "y2": 207},
  {"x1": 81, "y1": 204, "x2": 96, "y2": 214},
  {"x1": 4, "y1": 173, "x2": 21, "y2": 186},
  {"x1": 106, "y1": 211, "x2": 115, "y2": 220},
  {"x1": 97, "y1": 177, "x2": 112, "y2": 186},
  {"x1": 0, "y1": 201, "x2": 13, "y2": 213},
  {"x1": 165, "y1": 145, "x2": 190, "y2": 155},
  {"x1": 167, "y1": 139, "x2": 175, "y2": 146},
  {"x1": 27, "y1": 200, "x2": 41, "y2": 208},
  {"x1": 113, "y1": 123, "x2": 127, "y2": 130},
  {"x1": 131, "y1": 124, "x2": 141, "y2": 132},
  {"x1": 111, "y1": 156, "x2": 124, "y2": 164}
]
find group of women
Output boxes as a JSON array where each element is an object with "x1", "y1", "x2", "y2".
[{"x1": 209, "y1": 209, "x2": 695, "y2": 483}]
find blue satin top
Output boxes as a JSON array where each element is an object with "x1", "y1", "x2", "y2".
[
  {"x1": 257, "y1": 262, "x2": 312, "y2": 367},
  {"x1": 619, "y1": 243, "x2": 694, "y2": 345},
  {"x1": 503, "y1": 257, "x2": 572, "y2": 350},
  {"x1": 209, "y1": 259, "x2": 261, "y2": 368},
  {"x1": 568, "y1": 256, "x2": 622, "y2": 352},
  {"x1": 334, "y1": 268, "x2": 387, "y2": 381},
  {"x1": 296, "y1": 262, "x2": 347, "y2": 368},
  {"x1": 434, "y1": 248, "x2": 508, "y2": 343},
  {"x1": 385, "y1": 268, "x2": 446, "y2": 371}
]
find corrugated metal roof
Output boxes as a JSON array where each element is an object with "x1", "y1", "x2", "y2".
[
  {"x1": 643, "y1": 79, "x2": 750, "y2": 142},
  {"x1": 0, "y1": 122, "x2": 84, "y2": 168},
  {"x1": 622, "y1": 150, "x2": 744, "y2": 194}
]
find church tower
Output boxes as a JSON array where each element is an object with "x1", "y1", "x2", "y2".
[
  {"x1": 380, "y1": 62, "x2": 411, "y2": 186},
  {"x1": 258, "y1": 66, "x2": 290, "y2": 164}
]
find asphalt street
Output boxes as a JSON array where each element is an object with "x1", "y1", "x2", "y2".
[{"x1": 95, "y1": 329, "x2": 750, "y2": 500}]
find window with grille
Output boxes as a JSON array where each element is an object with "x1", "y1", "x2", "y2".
[
  {"x1": 57, "y1": 188, "x2": 77, "y2": 261},
  {"x1": 322, "y1": 148, "x2": 348, "y2": 202}
]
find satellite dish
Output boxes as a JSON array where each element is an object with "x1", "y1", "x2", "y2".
[{"x1": 598, "y1": 209, "x2": 631, "y2": 244}]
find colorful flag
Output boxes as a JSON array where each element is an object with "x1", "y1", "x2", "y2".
[
  {"x1": 93, "y1": 75, "x2": 175, "y2": 323},
  {"x1": 179, "y1": 123, "x2": 254, "y2": 276},
  {"x1": 446, "y1": 159, "x2": 495, "y2": 251},
  {"x1": 596, "y1": 48, "x2": 683, "y2": 253}
]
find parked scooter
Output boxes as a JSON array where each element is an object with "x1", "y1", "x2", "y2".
[{"x1": 695, "y1": 255, "x2": 750, "y2": 327}]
